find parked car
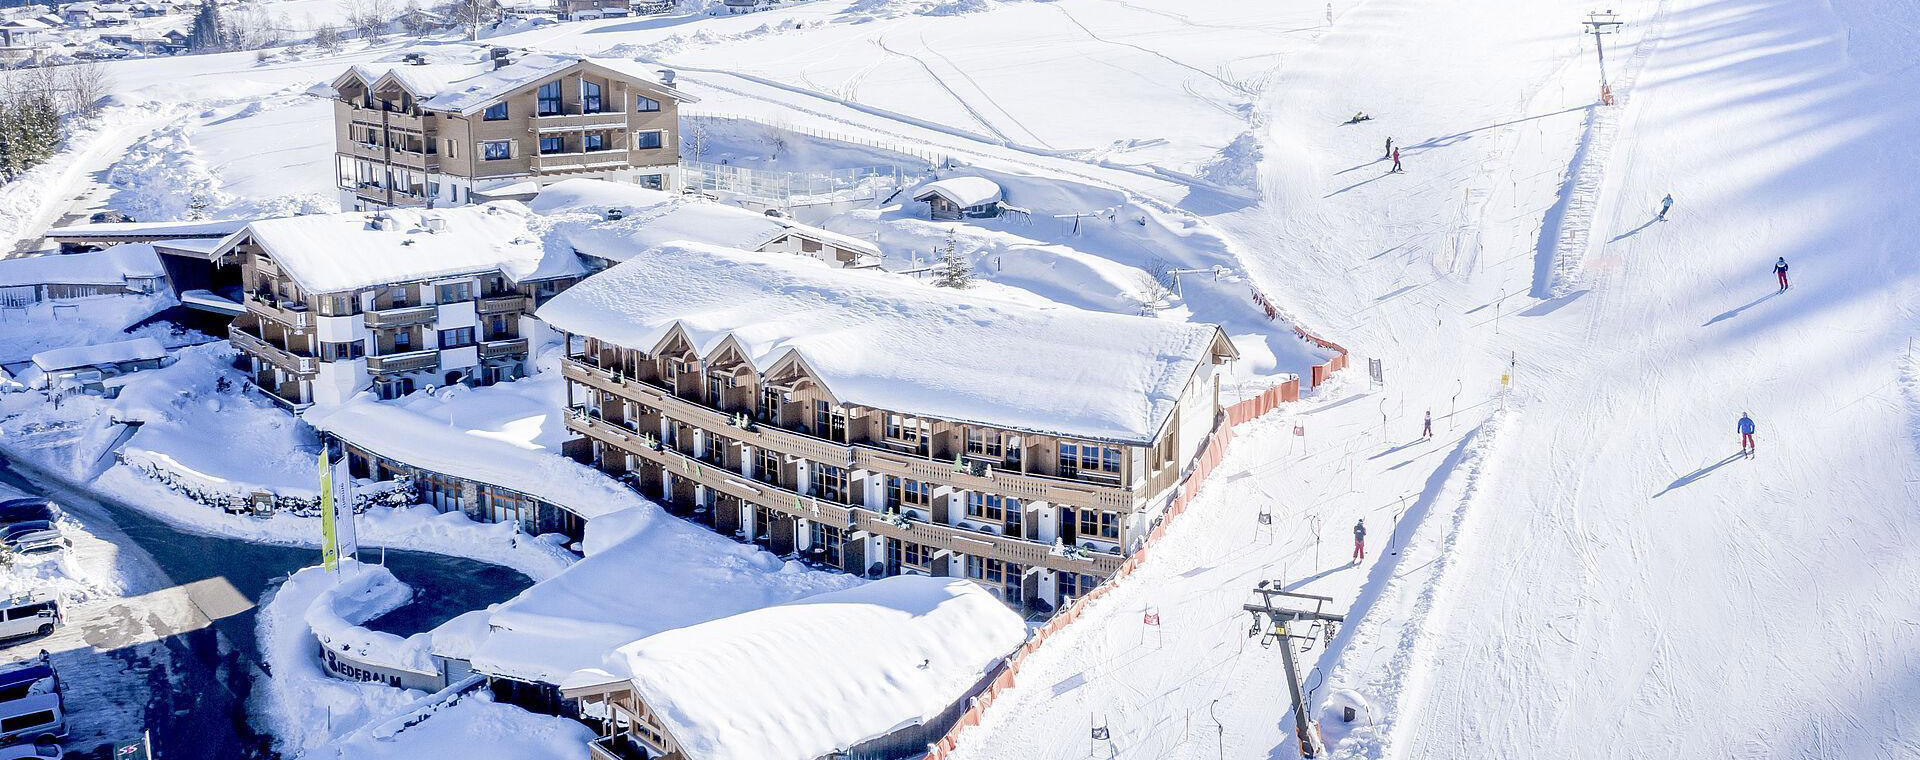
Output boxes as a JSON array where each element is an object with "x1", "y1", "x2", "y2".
[
  {"x1": 0, "y1": 654, "x2": 56, "y2": 705},
  {"x1": 0, "y1": 595, "x2": 59, "y2": 643},
  {"x1": 0, "y1": 501, "x2": 65, "y2": 555},
  {"x1": 0, "y1": 694, "x2": 63, "y2": 747},
  {"x1": 0, "y1": 742, "x2": 62, "y2": 759}
]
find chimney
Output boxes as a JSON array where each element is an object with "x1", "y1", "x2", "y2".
[
  {"x1": 605, "y1": 207, "x2": 624, "y2": 221},
  {"x1": 490, "y1": 47, "x2": 511, "y2": 70},
  {"x1": 656, "y1": 68, "x2": 676, "y2": 86},
  {"x1": 401, "y1": 52, "x2": 425, "y2": 65},
  {"x1": 423, "y1": 216, "x2": 448, "y2": 233}
]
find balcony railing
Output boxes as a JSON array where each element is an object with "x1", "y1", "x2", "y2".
[
  {"x1": 245, "y1": 293, "x2": 312, "y2": 329},
  {"x1": 532, "y1": 151, "x2": 631, "y2": 173},
  {"x1": 364, "y1": 304, "x2": 436, "y2": 328},
  {"x1": 566, "y1": 409, "x2": 1122, "y2": 575},
  {"x1": 367, "y1": 349, "x2": 438, "y2": 374},
  {"x1": 476, "y1": 294, "x2": 530, "y2": 314},
  {"x1": 228, "y1": 324, "x2": 315, "y2": 375},
  {"x1": 479, "y1": 338, "x2": 528, "y2": 359}
]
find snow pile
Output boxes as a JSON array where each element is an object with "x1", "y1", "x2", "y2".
[
  {"x1": 305, "y1": 561, "x2": 435, "y2": 674},
  {"x1": 303, "y1": 688, "x2": 594, "y2": 760},
  {"x1": 1194, "y1": 130, "x2": 1263, "y2": 194},
  {"x1": 107, "y1": 115, "x2": 235, "y2": 221},
  {"x1": 538, "y1": 240, "x2": 1230, "y2": 443},
  {"x1": 0, "y1": 488, "x2": 128, "y2": 605},
  {"x1": 253, "y1": 561, "x2": 423, "y2": 755},
  {"x1": 583, "y1": 576, "x2": 1023, "y2": 760}
]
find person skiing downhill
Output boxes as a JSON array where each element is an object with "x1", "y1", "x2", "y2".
[
  {"x1": 1352, "y1": 519, "x2": 1367, "y2": 563},
  {"x1": 1738, "y1": 412, "x2": 1756, "y2": 455},
  {"x1": 1774, "y1": 257, "x2": 1790, "y2": 291},
  {"x1": 1658, "y1": 193, "x2": 1674, "y2": 220},
  {"x1": 1422, "y1": 410, "x2": 1433, "y2": 439},
  {"x1": 1390, "y1": 148, "x2": 1403, "y2": 173}
]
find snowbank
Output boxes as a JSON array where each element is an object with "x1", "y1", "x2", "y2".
[
  {"x1": 303, "y1": 688, "x2": 594, "y2": 760},
  {"x1": 253, "y1": 561, "x2": 424, "y2": 755},
  {"x1": 0, "y1": 244, "x2": 167, "y2": 289}
]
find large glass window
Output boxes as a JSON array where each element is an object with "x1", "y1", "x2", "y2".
[
  {"x1": 582, "y1": 81, "x2": 602, "y2": 113},
  {"x1": 1058, "y1": 441, "x2": 1121, "y2": 477},
  {"x1": 811, "y1": 462, "x2": 848, "y2": 504},
  {"x1": 539, "y1": 136, "x2": 564, "y2": 155},
  {"x1": 482, "y1": 102, "x2": 508, "y2": 121},
  {"x1": 888, "y1": 539, "x2": 933, "y2": 571},
  {"x1": 885, "y1": 476, "x2": 931, "y2": 511},
  {"x1": 438, "y1": 327, "x2": 475, "y2": 349},
  {"x1": 966, "y1": 491, "x2": 1014, "y2": 522},
  {"x1": 482, "y1": 141, "x2": 511, "y2": 161},
  {"x1": 1078, "y1": 510, "x2": 1121, "y2": 541},
  {"x1": 813, "y1": 401, "x2": 847, "y2": 443},
  {"x1": 436, "y1": 282, "x2": 471, "y2": 302},
  {"x1": 633, "y1": 130, "x2": 663, "y2": 149},
  {"x1": 537, "y1": 80, "x2": 563, "y2": 116},
  {"x1": 584, "y1": 133, "x2": 605, "y2": 152}
]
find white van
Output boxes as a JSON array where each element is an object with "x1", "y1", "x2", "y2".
[
  {"x1": 0, "y1": 595, "x2": 59, "y2": 642},
  {"x1": 0, "y1": 694, "x2": 63, "y2": 747}
]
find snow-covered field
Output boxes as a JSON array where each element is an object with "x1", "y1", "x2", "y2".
[{"x1": 0, "y1": 0, "x2": 1911, "y2": 755}]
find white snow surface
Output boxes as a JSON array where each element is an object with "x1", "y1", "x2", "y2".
[
  {"x1": 234, "y1": 202, "x2": 586, "y2": 293},
  {"x1": 586, "y1": 576, "x2": 1023, "y2": 760},
  {"x1": 912, "y1": 176, "x2": 1001, "y2": 208},
  {"x1": 531, "y1": 178, "x2": 880, "y2": 260},
  {"x1": 0, "y1": 244, "x2": 166, "y2": 288},
  {"x1": 30, "y1": 336, "x2": 166, "y2": 372},
  {"x1": 539, "y1": 240, "x2": 1229, "y2": 443}
]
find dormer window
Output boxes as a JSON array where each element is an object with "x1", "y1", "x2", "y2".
[
  {"x1": 537, "y1": 80, "x2": 562, "y2": 116},
  {"x1": 483, "y1": 102, "x2": 508, "y2": 121}
]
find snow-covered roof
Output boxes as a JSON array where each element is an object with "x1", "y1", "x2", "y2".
[
  {"x1": 537, "y1": 241, "x2": 1233, "y2": 443},
  {"x1": 31, "y1": 336, "x2": 166, "y2": 372},
  {"x1": 229, "y1": 203, "x2": 585, "y2": 294},
  {"x1": 913, "y1": 176, "x2": 1003, "y2": 208},
  {"x1": 349, "y1": 61, "x2": 488, "y2": 98},
  {"x1": 151, "y1": 236, "x2": 228, "y2": 259},
  {"x1": 46, "y1": 217, "x2": 250, "y2": 240},
  {"x1": 581, "y1": 577, "x2": 1023, "y2": 760},
  {"x1": 533, "y1": 178, "x2": 881, "y2": 261},
  {"x1": 420, "y1": 54, "x2": 695, "y2": 116},
  {"x1": 461, "y1": 505, "x2": 862, "y2": 684},
  {"x1": 0, "y1": 17, "x2": 51, "y2": 28},
  {"x1": 0, "y1": 244, "x2": 167, "y2": 288}
]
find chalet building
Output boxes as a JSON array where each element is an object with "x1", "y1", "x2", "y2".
[
  {"x1": 563, "y1": 576, "x2": 1025, "y2": 760},
  {"x1": 219, "y1": 203, "x2": 590, "y2": 409},
  {"x1": 0, "y1": 17, "x2": 50, "y2": 53},
  {"x1": 540, "y1": 240, "x2": 1238, "y2": 613},
  {"x1": 912, "y1": 176, "x2": 1003, "y2": 220},
  {"x1": 328, "y1": 52, "x2": 696, "y2": 212},
  {"x1": 559, "y1": 0, "x2": 629, "y2": 20}
]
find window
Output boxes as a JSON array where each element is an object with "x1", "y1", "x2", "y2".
[
  {"x1": 582, "y1": 80, "x2": 602, "y2": 113},
  {"x1": 704, "y1": 369, "x2": 729, "y2": 407},
  {"x1": 754, "y1": 447, "x2": 781, "y2": 486},
  {"x1": 1, "y1": 710, "x2": 54, "y2": 733},
  {"x1": 537, "y1": 80, "x2": 562, "y2": 116},
  {"x1": 1058, "y1": 441, "x2": 1121, "y2": 477},
  {"x1": 811, "y1": 462, "x2": 848, "y2": 504},
  {"x1": 539, "y1": 136, "x2": 564, "y2": 155},
  {"x1": 635, "y1": 94, "x2": 660, "y2": 112},
  {"x1": 884, "y1": 414, "x2": 927, "y2": 448},
  {"x1": 966, "y1": 555, "x2": 1007, "y2": 583},
  {"x1": 1057, "y1": 572, "x2": 1097, "y2": 601},
  {"x1": 436, "y1": 282, "x2": 471, "y2": 302},
  {"x1": 811, "y1": 523, "x2": 843, "y2": 568},
  {"x1": 632, "y1": 130, "x2": 663, "y2": 149},
  {"x1": 966, "y1": 428, "x2": 1004, "y2": 458},
  {"x1": 757, "y1": 385, "x2": 782, "y2": 424},
  {"x1": 1078, "y1": 510, "x2": 1121, "y2": 541},
  {"x1": 814, "y1": 401, "x2": 847, "y2": 443},
  {"x1": 482, "y1": 102, "x2": 508, "y2": 121},
  {"x1": 888, "y1": 539, "x2": 933, "y2": 570},
  {"x1": 393, "y1": 330, "x2": 414, "y2": 351},
  {"x1": 966, "y1": 491, "x2": 1014, "y2": 522},
  {"x1": 427, "y1": 181, "x2": 440, "y2": 198},
  {"x1": 885, "y1": 476, "x2": 931, "y2": 511},
  {"x1": 321, "y1": 340, "x2": 366, "y2": 361},
  {"x1": 438, "y1": 327, "x2": 475, "y2": 349},
  {"x1": 584, "y1": 133, "x2": 605, "y2": 152},
  {"x1": 482, "y1": 140, "x2": 511, "y2": 161}
]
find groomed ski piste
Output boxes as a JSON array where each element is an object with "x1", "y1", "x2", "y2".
[{"x1": 0, "y1": 0, "x2": 1912, "y2": 756}]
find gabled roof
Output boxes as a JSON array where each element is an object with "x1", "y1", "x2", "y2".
[
  {"x1": 537, "y1": 240, "x2": 1236, "y2": 444},
  {"x1": 574, "y1": 577, "x2": 1024, "y2": 760},
  {"x1": 221, "y1": 203, "x2": 586, "y2": 294},
  {"x1": 532, "y1": 178, "x2": 880, "y2": 262},
  {"x1": 419, "y1": 54, "x2": 696, "y2": 115},
  {"x1": 0, "y1": 244, "x2": 167, "y2": 288},
  {"x1": 913, "y1": 176, "x2": 1003, "y2": 208}
]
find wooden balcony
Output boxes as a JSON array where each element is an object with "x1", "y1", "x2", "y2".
[
  {"x1": 531, "y1": 150, "x2": 631, "y2": 174},
  {"x1": 567, "y1": 409, "x2": 1121, "y2": 575},
  {"x1": 228, "y1": 324, "x2": 314, "y2": 375},
  {"x1": 388, "y1": 149, "x2": 440, "y2": 171},
  {"x1": 363, "y1": 304, "x2": 436, "y2": 328},
  {"x1": 367, "y1": 349, "x2": 438, "y2": 374},
  {"x1": 476, "y1": 294, "x2": 530, "y2": 315},
  {"x1": 479, "y1": 338, "x2": 528, "y2": 359},
  {"x1": 245, "y1": 294, "x2": 312, "y2": 329}
]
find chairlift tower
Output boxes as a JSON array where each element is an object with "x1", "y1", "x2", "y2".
[
  {"x1": 1584, "y1": 10, "x2": 1625, "y2": 105},
  {"x1": 1244, "y1": 585, "x2": 1347, "y2": 758}
]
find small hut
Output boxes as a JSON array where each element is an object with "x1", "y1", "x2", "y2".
[{"x1": 912, "y1": 177, "x2": 1003, "y2": 221}]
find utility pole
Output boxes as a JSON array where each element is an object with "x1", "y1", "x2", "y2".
[
  {"x1": 1244, "y1": 586, "x2": 1347, "y2": 759},
  {"x1": 1583, "y1": 10, "x2": 1624, "y2": 105}
]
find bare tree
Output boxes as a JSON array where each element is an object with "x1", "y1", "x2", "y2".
[
  {"x1": 440, "y1": 0, "x2": 498, "y2": 41},
  {"x1": 60, "y1": 61, "x2": 111, "y2": 118},
  {"x1": 350, "y1": 0, "x2": 393, "y2": 40},
  {"x1": 313, "y1": 22, "x2": 343, "y2": 53}
]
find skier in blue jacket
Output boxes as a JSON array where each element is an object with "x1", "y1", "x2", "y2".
[{"x1": 1738, "y1": 413, "x2": 1756, "y2": 454}]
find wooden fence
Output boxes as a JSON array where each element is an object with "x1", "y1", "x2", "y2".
[{"x1": 924, "y1": 367, "x2": 1331, "y2": 759}]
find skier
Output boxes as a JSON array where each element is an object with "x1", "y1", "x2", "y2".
[
  {"x1": 1384, "y1": 136, "x2": 1394, "y2": 160},
  {"x1": 1390, "y1": 148, "x2": 1402, "y2": 173},
  {"x1": 1774, "y1": 257, "x2": 1790, "y2": 291},
  {"x1": 1352, "y1": 519, "x2": 1367, "y2": 563},
  {"x1": 1658, "y1": 193, "x2": 1674, "y2": 220},
  {"x1": 1422, "y1": 410, "x2": 1433, "y2": 439},
  {"x1": 1738, "y1": 412, "x2": 1756, "y2": 455}
]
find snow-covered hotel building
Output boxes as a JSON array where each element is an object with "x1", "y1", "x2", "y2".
[
  {"x1": 328, "y1": 52, "x2": 694, "y2": 212},
  {"x1": 542, "y1": 241, "x2": 1238, "y2": 612},
  {"x1": 222, "y1": 203, "x2": 588, "y2": 408}
]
